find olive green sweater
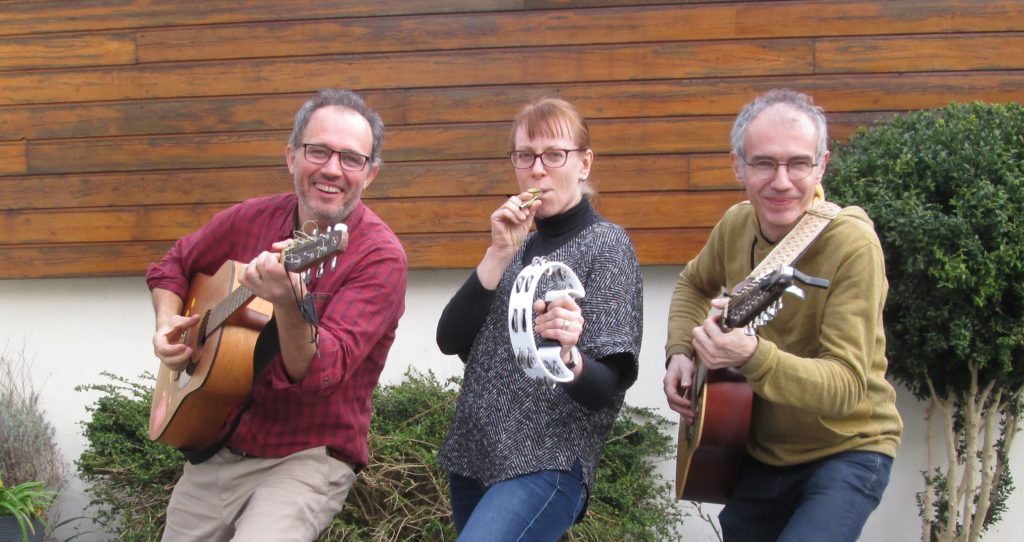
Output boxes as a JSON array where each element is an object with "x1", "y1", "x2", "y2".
[{"x1": 666, "y1": 202, "x2": 902, "y2": 466}]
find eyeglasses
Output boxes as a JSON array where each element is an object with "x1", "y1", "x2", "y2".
[
  {"x1": 744, "y1": 157, "x2": 818, "y2": 180},
  {"x1": 509, "y1": 149, "x2": 581, "y2": 169},
  {"x1": 302, "y1": 143, "x2": 370, "y2": 171}
]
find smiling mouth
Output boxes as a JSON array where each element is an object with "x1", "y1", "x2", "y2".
[{"x1": 315, "y1": 183, "x2": 341, "y2": 194}]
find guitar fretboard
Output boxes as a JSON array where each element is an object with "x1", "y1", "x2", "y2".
[{"x1": 206, "y1": 283, "x2": 256, "y2": 339}]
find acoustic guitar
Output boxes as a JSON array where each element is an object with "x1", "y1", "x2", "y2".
[
  {"x1": 675, "y1": 265, "x2": 829, "y2": 504},
  {"x1": 148, "y1": 226, "x2": 348, "y2": 450}
]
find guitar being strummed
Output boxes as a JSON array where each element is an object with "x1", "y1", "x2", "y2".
[
  {"x1": 146, "y1": 89, "x2": 409, "y2": 542},
  {"x1": 673, "y1": 266, "x2": 829, "y2": 504},
  {"x1": 663, "y1": 88, "x2": 902, "y2": 542},
  {"x1": 149, "y1": 226, "x2": 348, "y2": 450}
]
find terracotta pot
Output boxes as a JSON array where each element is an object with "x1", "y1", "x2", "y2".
[{"x1": 0, "y1": 515, "x2": 45, "y2": 542}]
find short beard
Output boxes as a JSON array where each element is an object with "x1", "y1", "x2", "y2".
[{"x1": 299, "y1": 195, "x2": 357, "y2": 228}]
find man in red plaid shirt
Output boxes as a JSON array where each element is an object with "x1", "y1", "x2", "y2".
[{"x1": 147, "y1": 89, "x2": 408, "y2": 542}]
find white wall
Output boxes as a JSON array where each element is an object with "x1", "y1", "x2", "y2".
[{"x1": 2, "y1": 268, "x2": 1021, "y2": 541}]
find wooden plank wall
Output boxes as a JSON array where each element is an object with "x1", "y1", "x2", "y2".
[{"x1": 1, "y1": 0, "x2": 1023, "y2": 279}]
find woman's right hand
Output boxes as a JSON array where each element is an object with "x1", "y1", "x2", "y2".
[
  {"x1": 489, "y1": 189, "x2": 541, "y2": 255},
  {"x1": 476, "y1": 190, "x2": 542, "y2": 289}
]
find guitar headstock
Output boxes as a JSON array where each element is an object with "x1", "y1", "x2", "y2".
[
  {"x1": 720, "y1": 265, "x2": 829, "y2": 334},
  {"x1": 281, "y1": 224, "x2": 349, "y2": 274}
]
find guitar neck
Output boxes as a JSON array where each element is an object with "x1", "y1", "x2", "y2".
[
  {"x1": 206, "y1": 283, "x2": 257, "y2": 337},
  {"x1": 193, "y1": 225, "x2": 347, "y2": 343}
]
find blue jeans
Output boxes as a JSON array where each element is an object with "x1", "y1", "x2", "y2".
[
  {"x1": 719, "y1": 450, "x2": 893, "y2": 542},
  {"x1": 449, "y1": 462, "x2": 586, "y2": 542}
]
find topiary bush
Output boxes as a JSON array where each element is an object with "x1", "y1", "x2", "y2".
[
  {"x1": 78, "y1": 370, "x2": 684, "y2": 541},
  {"x1": 825, "y1": 101, "x2": 1024, "y2": 541}
]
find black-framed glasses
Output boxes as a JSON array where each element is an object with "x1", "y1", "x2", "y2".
[
  {"x1": 744, "y1": 157, "x2": 818, "y2": 180},
  {"x1": 509, "y1": 148, "x2": 581, "y2": 169},
  {"x1": 302, "y1": 143, "x2": 370, "y2": 171}
]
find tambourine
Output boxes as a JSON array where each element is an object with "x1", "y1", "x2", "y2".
[{"x1": 507, "y1": 257, "x2": 586, "y2": 384}]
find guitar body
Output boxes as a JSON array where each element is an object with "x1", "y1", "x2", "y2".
[
  {"x1": 675, "y1": 368, "x2": 754, "y2": 504},
  {"x1": 148, "y1": 261, "x2": 273, "y2": 450}
]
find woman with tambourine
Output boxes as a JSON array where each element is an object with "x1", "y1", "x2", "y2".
[{"x1": 436, "y1": 97, "x2": 643, "y2": 541}]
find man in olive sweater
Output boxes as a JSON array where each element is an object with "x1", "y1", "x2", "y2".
[{"x1": 663, "y1": 88, "x2": 902, "y2": 542}]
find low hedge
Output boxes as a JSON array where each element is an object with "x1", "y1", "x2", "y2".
[{"x1": 77, "y1": 370, "x2": 684, "y2": 541}]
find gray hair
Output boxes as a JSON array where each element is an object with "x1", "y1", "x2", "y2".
[
  {"x1": 730, "y1": 88, "x2": 828, "y2": 161},
  {"x1": 288, "y1": 89, "x2": 385, "y2": 165}
]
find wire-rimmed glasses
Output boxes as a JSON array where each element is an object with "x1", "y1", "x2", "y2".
[{"x1": 744, "y1": 157, "x2": 818, "y2": 180}]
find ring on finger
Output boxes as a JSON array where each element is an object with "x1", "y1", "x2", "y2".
[{"x1": 562, "y1": 319, "x2": 570, "y2": 331}]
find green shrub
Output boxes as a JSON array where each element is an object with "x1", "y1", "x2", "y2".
[
  {"x1": 75, "y1": 373, "x2": 183, "y2": 541},
  {"x1": 0, "y1": 347, "x2": 66, "y2": 492},
  {"x1": 827, "y1": 101, "x2": 1024, "y2": 399},
  {"x1": 78, "y1": 370, "x2": 683, "y2": 541},
  {"x1": 825, "y1": 101, "x2": 1024, "y2": 540},
  {"x1": 1, "y1": 346, "x2": 67, "y2": 541}
]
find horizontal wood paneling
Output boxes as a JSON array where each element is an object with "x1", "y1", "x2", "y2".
[
  {"x1": 0, "y1": 242, "x2": 176, "y2": 279},
  {"x1": 0, "y1": 228, "x2": 715, "y2": 278},
  {"x1": 0, "y1": 142, "x2": 25, "y2": 176},
  {"x1": 2, "y1": 33, "x2": 1021, "y2": 106},
  {"x1": 4, "y1": 71, "x2": 1022, "y2": 141},
  {"x1": 0, "y1": 155, "x2": 696, "y2": 211},
  {"x1": 131, "y1": 1, "x2": 1024, "y2": 63},
  {"x1": 1, "y1": 0, "x2": 1023, "y2": 278},
  {"x1": 13, "y1": 113, "x2": 878, "y2": 176},
  {"x1": 815, "y1": 34, "x2": 1024, "y2": 72},
  {"x1": 0, "y1": 39, "x2": 817, "y2": 106},
  {"x1": 0, "y1": 31, "x2": 136, "y2": 71},
  {"x1": 0, "y1": 0, "x2": 523, "y2": 37},
  {"x1": 0, "y1": 192, "x2": 743, "y2": 244}
]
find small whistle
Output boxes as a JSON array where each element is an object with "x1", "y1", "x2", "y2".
[{"x1": 518, "y1": 188, "x2": 543, "y2": 209}]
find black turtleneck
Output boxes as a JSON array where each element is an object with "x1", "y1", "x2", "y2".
[
  {"x1": 436, "y1": 197, "x2": 626, "y2": 410},
  {"x1": 522, "y1": 196, "x2": 600, "y2": 263}
]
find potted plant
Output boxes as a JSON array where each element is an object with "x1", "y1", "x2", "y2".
[{"x1": 0, "y1": 476, "x2": 56, "y2": 542}]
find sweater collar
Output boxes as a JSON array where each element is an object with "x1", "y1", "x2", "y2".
[{"x1": 535, "y1": 197, "x2": 595, "y2": 239}]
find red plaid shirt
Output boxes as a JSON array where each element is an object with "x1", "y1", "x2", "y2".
[{"x1": 146, "y1": 193, "x2": 407, "y2": 468}]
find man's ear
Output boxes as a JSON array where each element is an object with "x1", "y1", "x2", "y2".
[
  {"x1": 362, "y1": 163, "x2": 379, "y2": 189},
  {"x1": 286, "y1": 145, "x2": 297, "y2": 174},
  {"x1": 730, "y1": 151, "x2": 746, "y2": 186},
  {"x1": 816, "y1": 149, "x2": 831, "y2": 179}
]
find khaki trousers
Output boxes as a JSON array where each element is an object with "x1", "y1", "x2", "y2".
[{"x1": 160, "y1": 446, "x2": 356, "y2": 542}]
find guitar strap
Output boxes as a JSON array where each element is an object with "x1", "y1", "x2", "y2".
[
  {"x1": 673, "y1": 200, "x2": 843, "y2": 502},
  {"x1": 181, "y1": 320, "x2": 279, "y2": 464},
  {"x1": 748, "y1": 200, "x2": 841, "y2": 278}
]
